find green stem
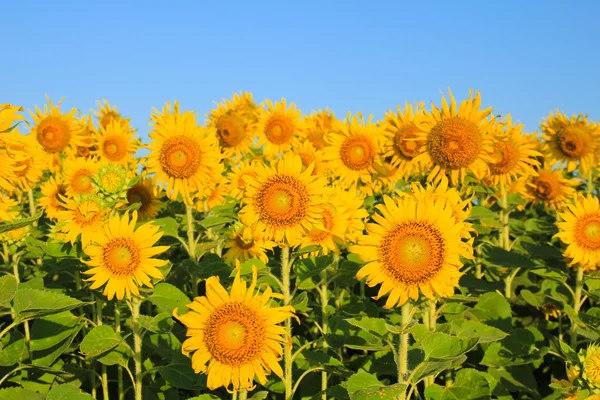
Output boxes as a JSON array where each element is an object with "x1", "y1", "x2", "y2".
[
  {"x1": 281, "y1": 246, "x2": 293, "y2": 400},
  {"x1": 186, "y1": 205, "x2": 198, "y2": 298},
  {"x1": 398, "y1": 302, "x2": 411, "y2": 385},
  {"x1": 11, "y1": 255, "x2": 30, "y2": 348},
  {"x1": 571, "y1": 265, "x2": 584, "y2": 349},
  {"x1": 28, "y1": 189, "x2": 38, "y2": 227},
  {"x1": 131, "y1": 298, "x2": 143, "y2": 400},
  {"x1": 500, "y1": 185, "x2": 516, "y2": 298},
  {"x1": 231, "y1": 391, "x2": 238, "y2": 400},
  {"x1": 320, "y1": 269, "x2": 329, "y2": 400},
  {"x1": 588, "y1": 168, "x2": 595, "y2": 195},
  {"x1": 238, "y1": 389, "x2": 247, "y2": 400},
  {"x1": 424, "y1": 300, "x2": 437, "y2": 387},
  {"x1": 115, "y1": 305, "x2": 124, "y2": 400},
  {"x1": 97, "y1": 299, "x2": 109, "y2": 400}
]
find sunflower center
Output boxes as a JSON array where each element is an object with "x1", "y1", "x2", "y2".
[
  {"x1": 557, "y1": 126, "x2": 591, "y2": 159},
  {"x1": 428, "y1": 117, "x2": 482, "y2": 169},
  {"x1": 101, "y1": 172, "x2": 122, "y2": 192},
  {"x1": 379, "y1": 221, "x2": 446, "y2": 285},
  {"x1": 50, "y1": 185, "x2": 67, "y2": 211},
  {"x1": 489, "y1": 141, "x2": 519, "y2": 175},
  {"x1": 394, "y1": 126, "x2": 422, "y2": 159},
  {"x1": 103, "y1": 238, "x2": 141, "y2": 276},
  {"x1": 340, "y1": 135, "x2": 375, "y2": 171},
  {"x1": 586, "y1": 354, "x2": 600, "y2": 382},
  {"x1": 77, "y1": 146, "x2": 92, "y2": 157},
  {"x1": 159, "y1": 135, "x2": 202, "y2": 179},
  {"x1": 234, "y1": 235, "x2": 255, "y2": 250},
  {"x1": 205, "y1": 302, "x2": 266, "y2": 366},
  {"x1": 265, "y1": 116, "x2": 294, "y2": 145},
  {"x1": 216, "y1": 113, "x2": 246, "y2": 147},
  {"x1": 256, "y1": 175, "x2": 310, "y2": 227},
  {"x1": 127, "y1": 185, "x2": 152, "y2": 213},
  {"x1": 73, "y1": 201, "x2": 103, "y2": 227},
  {"x1": 532, "y1": 174, "x2": 560, "y2": 200},
  {"x1": 72, "y1": 171, "x2": 94, "y2": 194},
  {"x1": 37, "y1": 117, "x2": 71, "y2": 153},
  {"x1": 575, "y1": 216, "x2": 600, "y2": 250}
]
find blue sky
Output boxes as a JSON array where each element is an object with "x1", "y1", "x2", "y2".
[{"x1": 2, "y1": 1, "x2": 599, "y2": 140}]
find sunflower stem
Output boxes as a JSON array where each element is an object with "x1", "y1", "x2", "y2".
[
  {"x1": 571, "y1": 265, "x2": 584, "y2": 349},
  {"x1": 500, "y1": 185, "x2": 516, "y2": 298},
  {"x1": 115, "y1": 305, "x2": 124, "y2": 400},
  {"x1": 424, "y1": 300, "x2": 437, "y2": 387},
  {"x1": 11, "y1": 254, "x2": 30, "y2": 346},
  {"x1": 320, "y1": 268, "x2": 329, "y2": 400},
  {"x1": 280, "y1": 245, "x2": 294, "y2": 400},
  {"x1": 96, "y1": 298, "x2": 109, "y2": 400},
  {"x1": 588, "y1": 168, "x2": 595, "y2": 195},
  {"x1": 27, "y1": 189, "x2": 38, "y2": 227},
  {"x1": 398, "y1": 302, "x2": 411, "y2": 386},
  {"x1": 131, "y1": 297, "x2": 143, "y2": 400},
  {"x1": 186, "y1": 205, "x2": 198, "y2": 298},
  {"x1": 238, "y1": 389, "x2": 247, "y2": 400}
]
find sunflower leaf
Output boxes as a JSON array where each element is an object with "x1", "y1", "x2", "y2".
[
  {"x1": 0, "y1": 275, "x2": 18, "y2": 307},
  {"x1": 12, "y1": 288, "x2": 88, "y2": 323},
  {"x1": 0, "y1": 213, "x2": 42, "y2": 234}
]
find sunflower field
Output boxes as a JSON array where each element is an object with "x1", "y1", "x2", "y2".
[{"x1": 1, "y1": 90, "x2": 600, "y2": 400}]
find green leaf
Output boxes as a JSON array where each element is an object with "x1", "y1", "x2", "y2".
[
  {"x1": 481, "y1": 327, "x2": 546, "y2": 367},
  {"x1": 0, "y1": 330, "x2": 26, "y2": 366},
  {"x1": 346, "y1": 371, "x2": 383, "y2": 395},
  {"x1": 412, "y1": 355, "x2": 467, "y2": 383},
  {"x1": 12, "y1": 288, "x2": 87, "y2": 322},
  {"x1": 467, "y1": 206, "x2": 499, "y2": 221},
  {"x1": 147, "y1": 283, "x2": 191, "y2": 315},
  {"x1": 159, "y1": 354, "x2": 204, "y2": 390},
  {"x1": 424, "y1": 369, "x2": 491, "y2": 399},
  {"x1": 187, "y1": 396, "x2": 221, "y2": 400},
  {"x1": 152, "y1": 217, "x2": 179, "y2": 237},
  {"x1": 0, "y1": 388, "x2": 45, "y2": 400},
  {"x1": 352, "y1": 384, "x2": 407, "y2": 400},
  {"x1": 0, "y1": 275, "x2": 17, "y2": 307},
  {"x1": 137, "y1": 312, "x2": 174, "y2": 333},
  {"x1": 481, "y1": 244, "x2": 535, "y2": 269},
  {"x1": 448, "y1": 320, "x2": 508, "y2": 343},
  {"x1": 200, "y1": 216, "x2": 232, "y2": 229},
  {"x1": 345, "y1": 317, "x2": 389, "y2": 339},
  {"x1": 292, "y1": 244, "x2": 323, "y2": 257},
  {"x1": 80, "y1": 325, "x2": 125, "y2": 358},
  {"x1": 97, "y1": 340, "x2": 133, "y2": 367},
  {"x1": 290, "y1": 291, "x2": 311, "y2": 313},
  {"x1": 531, "y1": 268, "x2": 568, "y2": 282},
  {"x1": 420, "y1": 332, "x2": 479, "y2": 360},
  {"x1": 469, "y1": 292, "x2": 512, "y2": 332},
  {"x1": 0, "y1": 212, "x2": 42, "y2": 234},
  {"x1": 46, "y1": 384, "x2": 94, "y2": 400},
  {"x1": 520, "y1": 289, "x2": 542, "y2": 308},
  {"x1": 32, "y1": 323, "x2": 82, "y2": 367},
  {"x1": 30, "y1": 311, "x2": 81, "y2": 351},
  {"x1": 248, "y1": 392, "x2": 269, "y2": 400}
]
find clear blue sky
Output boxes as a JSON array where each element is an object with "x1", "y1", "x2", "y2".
[{"x1": 2, "y1": 1, "x2": 599, "y2": 140}]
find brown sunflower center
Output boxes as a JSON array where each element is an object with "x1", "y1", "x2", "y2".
[
  {"x1": 394, "y1": 125, "x2": 422, "y2": 159},
  {"x1": 37, "y1": 116, "x2": 71, "y2": 153},
  {"x1": 378, "y1": 221, "x2": 446, "y2": 285},
  {"x1": 103, "y1": 136, "x2": 128, "y2": 161},
  {"x1": 77, "y1": 146, "x2": 92, "y2": 157},
  {"x1": 204, "y1": 302, "x2": 266, "y2": 366},
  {"x1": 557, "y1": 126, "x2": 592, "y2": 159},
  {"x1": 159, "y1": 135, "x2": 202, "y2": 179},
  {"x1": 532, "y1": 173, "x2": 560, "y2": 200},
  {"x1": 127, "y1": 184, "x2": 153, "y2": 213},
  {"x1": 340, "y1": 135, "x2": 375, "y2": 171},
  {"x1": 265, "y1": 116, "x2": 294, "y2": 145},
  {"x1": 309, "y1": 208, "x2": 335, "y2": 242},
  {"x1": 489, "y1": 141, "x2": 519, "y2": 175},
  {"x1": 586, "y1": 354, "x2": 600, "y2": 382},
  {"x1": 216, "y1": 113, "x2": 246, "y2": 147},
  {"x1": 71, "y1": 170, "x2": 94, "y2": 194},
  {"x1": 575, "y1": 215, "x2": 600, "y2": 250},
  {"x1": 428, "y1": 117, "x2": 482, "y2": 169},
  {"x1": 234, "y1": 235, "x2": 255, "y2": 250},
  {"x1": 103, "y1": 238, "x2": 141, "y2": 276},
  {"x1": 256, "y1": 175, "x2": 310, "y2": 228}
]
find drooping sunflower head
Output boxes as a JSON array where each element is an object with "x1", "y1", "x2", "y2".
[
  {"x1": 223, "y1": 223, "x2": 277, "y2": 265},
  {"x1": 62, "y1": 157, "x2": 99, "y2": 197},
  {"x1": 322, "y1": 112, "x2": 384, "y2": 195},
  {"x1": 94, "y1": 120, "x2": 139, "y2": 164},
  {"x1": 93, "y1": 99, "x2": 132, "y2": 130},
  {"x1": 541, "y1": 110, "x2": 600, "y2": 175},
  {"x1": 173, "y1": 263, "x2": 296, "y2": 392},
  {"x1": 255, "y1": 98, "x2": 304, "y2": 159},
  {"x1": 579, "y1": 343, "x2": 600, "y2": 389},
  {"x1": 413, "y1": 89, "x2": 496, "y2": 186},
  {"x1": 39, "y1": 176, "x2": 69, "y2": 220},
  {"x1": 303, "y1": 108, "x2": 343, "y2": 150},
  {"x1": 522, "y1": 168, "x2": 578, "y2": 211},
  {"x1": 239, "y1": 153, "x2": 327, "y2": 246},
  {"x1": 29, "y1": 96, "x2": 82, "y2": 154},
  {"x1": 147, "y1": 102, "x2": 224, "y2": 204},
  {"x1": 82, "y1": 211, "x2": 169, "y2": 300},
  {"x1": 57, "y1": 194, "x2": 108, "y2": 245},
  {"x1": 555, "y1": 194, "x2": 600, "y2": 270},
  {"x1": 208, "y1": 94, "x2": 256, "y2": 158},
  {"x1": 4, "y1": 132, "x2": 48, "y2": 191},
  {"x1": 125, "y1": 176, "x2": 163, "y2": 220},
  {"x1": 349, "y1": 194, "x2": 473, "y2": 308},
  {"x1": 486, "y1": 116, "x2": 543, "y2": 188},
  {"x1": 382, "y1": 102, "x2": 426, "y2": 177}
]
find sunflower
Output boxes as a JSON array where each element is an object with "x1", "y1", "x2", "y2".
[
  {"x1": 39, "y1": 177, "x2": 68, "y2": 220},
  {"x1": 225, "y1": 161, "x2": 258, "y2": 200},
  {"x1": 1, "y1": 104, "x2": 25, "y2": 133},
  {"x1": 29, "y1": 96, "x2": 82, "y2": 154},
  {"x1": 93, "y1": 99, "x2": 132, "y2": 130},
  {"x1": 521, "y1": 168, "x2": 578, "y2": 211},
  {"x1": 62, "y1": 157, "x2": 99, "y2": 197},
  {"x1": 223, "y1": 223, "x2": 277, "y2": 264},
  {"x1": 0, "y1": 105, "x2": 27, "y2": 192},
  {"x1": 304, "y1": 108, "x2": 342, "y2": 150},
  {"x1": 322, "y1": 113, "x2": 384, "y2": 195},
  {"x1": 68, "y1": 115, "x2": 97, "y2": 158},
  {"x1": 485, "y1": 117, "x2": 542, "y2": 188},
  {"x1": 413, "y1": 89, "x2": 495, "y2": 186},
  {"x1": 57, "y1": 194, "x2": 108, "y2": 245},
  {"x1": 82, "y1": 211, "x2": 169, "y2": 300},
  {"x1": 94, "y1": 120, "x2": 138, "y2": 165},
  {"x1": 239, "y1": 153, "x2": 326, "y2": 246},
  {"x1": 207, "y1": 95, "x2": 255, "y2": 158},
  {"x1": 293, "y1": 140, "x2": 325, "y2": 176},
  {"x1": 229, "y1": 92, "x2": 260, "y2": 123},
  {"x1": 541, "y1": 110, "x2": 600, "y2": 176},
  {"x1": 382, "y1": 103, "x2": 426, "y2": 178},
  {"x1": 125, "y1": 177, "x2": 163, "y2": 220},
  {"x1": 173, "y1": 263, "x2": 296, "y2": 392},
  {"x1": 555, "y1": 194, "x2": 600, "y2": 270},
  {"x1": 146, "y1": 102, "x2": 224, "y2": 204},
  {"x1": 579, "y1": 344, "x2": 600, "y2": 390},
  {"x1": 0, "y1": 195, "x2": 19, "y2": 223},
  {"x1": 5, "y1": 132, "x2": 48, "y2": 191},
  {"x1": 349, "y1": 194, "x2": 473, "y2": 308},
  {"x1": 255, "y1": 99, "x2": 304, "y2": 160}
]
